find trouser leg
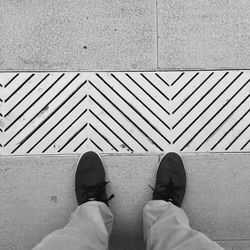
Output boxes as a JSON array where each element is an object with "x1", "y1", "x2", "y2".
[
  {"x1": 143, "y1": 200, "x2": 224, "y2": 250},
  {"x1": 33, "y1": 201, "x2": 114, "y2": 250}
]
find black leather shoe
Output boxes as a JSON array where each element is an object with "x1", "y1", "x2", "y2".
[
  {"x1": 75, "y1": 151, "x2": 114, "y2": 206},
  {"x1": 149, "y1": 152, "x2": 186, "y2": 207}
]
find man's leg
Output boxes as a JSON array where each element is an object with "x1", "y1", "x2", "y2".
[
  {"x1": 33, "y1": 151, "x2": 115, "y2": 250},
  {"x1": 143, "y1": 200, "x2": 223, "y2": 250},
  {"x1": 143, "y1": 152, "x2": 224, "y2": 250},
  {"x1": 34, "y1": 201, "x2": 114, "y2": 250}
]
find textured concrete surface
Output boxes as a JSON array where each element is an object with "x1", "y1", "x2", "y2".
[
  {"x1": 218, "y1": 241, "x2": 250, "y2": 250},
  {"x1": 0, "y1": 153, "x2": 250, "y2": 250},
  {"x1": 2, "y1": 0, "x2": 250, "y2": 71},
  {"x1": 158, "y1": 0, "x2": 250, "y2": 69},
  {"x1": 0, "y1": 0, "x2": 156, "y2": 71}
]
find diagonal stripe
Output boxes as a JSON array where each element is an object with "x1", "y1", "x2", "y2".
[
  {"x1": 89, "y1": 109, "x2": 133, "y2": 152},
  {"x1": 176, "y1": 72, "x2": 243, "y2": 146},
  {"x1": 196, "y1": 80, "x2": 250, "y2": 150},
  {"x1": 89, "y1": 79, "x2": 163, "y2": 150},
  {"x1": 5, "y1": 74, "x2": 35, "y2": 102},
  {"x1": 241, "y1": 138, "x2": 250, "y2": 150},
  {"x1": 111, "y1": 74, "x2": 170, "y2": 130},
  {"x1": 42, "y1": 108, "x2": 88, "y2": 153},
  {"x1": 171, "y1": 72, "x2": 184, "y2": 86},
  {"x1": 226, "y1": 123, "x2": 250, "y2": 150},
  {"x1": 4, "y1": 73, "x2": 19, "y2": 88},
  {"x1": 4, "y1": 74, "x2": 50, "y2": 117},
  {"x1": 4, "y1": 74, "x2": 64, "y2": 131},
  {"x1": 25, "y1": 86, "x2": 87, "y2": 154},
  {"x1": 89, "y1": 139, "x2": 103, "y2": 152},
  {"x1": 27, "y1": 94, "x2": 87, "y2": 153},
  {"x1": 172, "y1": 72, "x2": 214, "y2": 114},
  {"x1": 155, "y1": 73, "x2": 169, "y2": 86},
  {"x1": 171, "y1": 72, "x2": 199, "y2": 100},
  {"x1": 74, "y1": 138, "x2": 88, "y2": 152},
  {"x1": 125, "y1": 73, "x2": 170, "y2": 115},
  {"x1": 211, "y1": 108, "x2": 250, "y2": 150},
  {"x1": 90, "y1": 78, "x2": 165, "y2": 150},
  {"x1": 58, "y1": 123, "x2": 88, "y2": 153},
  {"x1": 173, "y1": 72, "x2": 229, "y2": 130},
  {"x1": 96, "y1": 74, "x2": 170, "y2": 145},
  {"x1": 4, "y1": 74, "x2": 80, "y2": 148},
  {"x1": 140, "y1": 73, "x2": 170, "y2": 100},
  {"x1": 196, "y1": 94, "x2": 250, "y2": 151},
  {"x1": 89, "y1": 95, "x2": 148, "y2": 151},
  {"x1": 89, "y1": 123, "x2": 118, "y2": 152},
  {"x1": 179, "y1": 72, "x2": 244, "y2": 150}
]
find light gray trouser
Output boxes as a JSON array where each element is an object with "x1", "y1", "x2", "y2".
[{"x1": 33, "y1": 200, "x2": 224, "y2": 250}]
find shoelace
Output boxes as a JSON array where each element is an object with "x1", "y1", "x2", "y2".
[
  {"x1": 75, "y1": 181, "x2": 115, "y2": 205},
  {"x1": 148, "y1": 178, "x2": 184, "y2": 205}
]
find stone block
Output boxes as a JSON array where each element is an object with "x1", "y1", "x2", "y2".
[
  {"x1": 0, "y1": 0, "x2": 156, "y2": 70},
  {"x1": 158, "y1": 0, "x2": 250, "y2": 69}
]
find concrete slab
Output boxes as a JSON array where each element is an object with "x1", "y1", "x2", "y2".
[
  {"x1": 0, "y1": 0, "x2": 156, "y2": 71},
  {"x1": 158, "y1": 0, "x2": 250, "y2": 69},
  {"x1": 182, "y1": 153, "x2": 250, "y2": 240},
  {"x1": 217, "y1": 240, "x2": 250, "y2": 250},
  {"x1": 0, "y1": 153, "x2": 250, "y2": 249}
]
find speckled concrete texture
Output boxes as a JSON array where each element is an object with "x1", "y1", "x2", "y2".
[
  {"x1": 158, "y1": 0, "x2": 250, "y2": 69},
  {"x1": 218, "y1": 241, "x2": 250, "y2": 250},
  {"x1": 182, "y1": 153, "x2": 250, "y2": 240},
  {"x1": 1, "y1": 0, "x2": 250, "y2": 71},
  {"x1": 0, "y1": 153, "x2": 250, "y2": 250},
  {"x1": 0, "y1": 0, "x2": 156, "y2": 71}
]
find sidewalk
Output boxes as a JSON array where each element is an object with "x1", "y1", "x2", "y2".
[{"x1": 0, "y1": 153, "x2": 249, "y2": 250}]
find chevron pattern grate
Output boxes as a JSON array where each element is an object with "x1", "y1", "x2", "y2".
[{"x1": 0, "y1": 71, "x2": 249, "y2": 155}]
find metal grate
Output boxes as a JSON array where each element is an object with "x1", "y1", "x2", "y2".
[{"x1": 0, "y1": 71, "x2": 249, "y2": 155}]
